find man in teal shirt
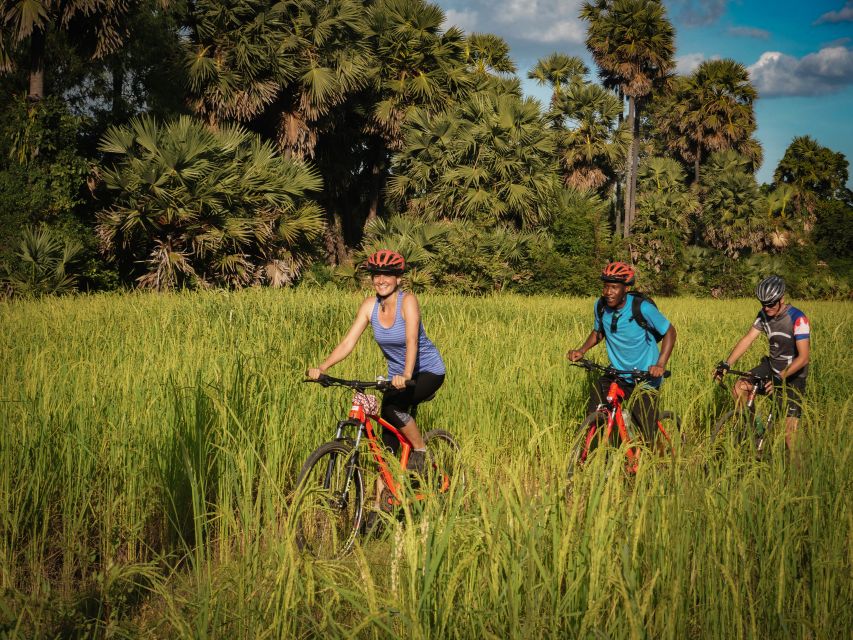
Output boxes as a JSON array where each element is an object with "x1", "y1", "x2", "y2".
[{"x1": 567, "y1": 262, "x2": 677, "y2": 443}]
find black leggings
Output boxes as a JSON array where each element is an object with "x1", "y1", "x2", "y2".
[
  {"x1": 380, "y1": 372, "x2": 444, "y2": 451},
  {"x1": 586, "y1": 376, "x2": 660, "y2": 443}
]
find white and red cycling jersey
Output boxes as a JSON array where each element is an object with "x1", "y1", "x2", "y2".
[{"x1": 752, "y1": 304, "x2": 810, "y2": 378}]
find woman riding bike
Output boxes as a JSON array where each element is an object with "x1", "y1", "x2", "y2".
[{"x1": 306, "y1": 249, "x2": 446, "y2": 475}]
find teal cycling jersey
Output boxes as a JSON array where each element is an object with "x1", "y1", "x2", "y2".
[{"x1": 593, "y1": 294, "x2": 671, "y2": 387}]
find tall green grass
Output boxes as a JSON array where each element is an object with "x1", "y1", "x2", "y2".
[{"x1": 1, "y1": 289, "x2": 850, "y2": 637}]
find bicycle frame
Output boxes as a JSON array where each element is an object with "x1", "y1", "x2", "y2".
[
  {"x1": 583, "y1": 381, "x2": 641, "y2": 471},
  {"x1": 571, "y1": 360, "x2": 675, "y2": 474},
  {"x1": 331, "y1": 391, "x2": 445, "y2": 508}
]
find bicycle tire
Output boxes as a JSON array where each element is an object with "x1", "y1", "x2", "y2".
[
  {"x1": 294, "y1": 440, "x2": 363, "y2": 559},
  {"x1": 423, "y1": 429, "x2": 464, "y2": 496},
  {"x1": 711, "y1": 409, "x2": 769, "y2": 454},
  {"x1": 567, "y1": 411, "x2": 609, "y2": 481},
  {"x1": 654, "y1": 410, "x2": 683, "y2": 456}
]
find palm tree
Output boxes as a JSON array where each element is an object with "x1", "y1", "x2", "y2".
[
  {"x1": 360, "y1": 0, "x2": 471, "y2": 227},
  {"x1": 698, "y1": 150, "x2": 764, "y2": 257},
  {"x1": 654, "y1": 59, "x2": 761, "y2": 184},
  {"x1": 553, "y1": 81, "x2": 630, "y2": 192},
  {"x1": 527, "y1": 53, "x2": 588, "y2": 109},
  {"x1": 2, "y1": 226, "x2": 83, "y2": 297},
  {"x1": 580, "y1": 0, "x2": 675, "y2": 237},
  {"x1": 388, "y1": 92, "x2": 558, "y2": 229},
  {"x1": 96, "y1": 115, "x2": 324, "y2": 289},
  {"x1": 1, "y1": 0, "x2": 140, "y2": 100},
  {"x1": 774, "y1": 135, "x2": 849, "y2": 215}
]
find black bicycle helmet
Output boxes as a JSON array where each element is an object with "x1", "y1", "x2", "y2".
[{"x1": 755, "y1": 274, "x2": 785, "y2": 305}]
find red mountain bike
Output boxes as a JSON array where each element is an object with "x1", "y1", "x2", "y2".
[
  {"x1": 566, "y1": 359, "x2": 681, "y2": 479},
  {"x1": 294, "y1": 374, "x2": 462, "y2": 559}
]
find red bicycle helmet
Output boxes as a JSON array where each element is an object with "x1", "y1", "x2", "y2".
[
  {"x1": 600, "y1": 261, "x2": 635, "y2": 285},
  {"x1": 365, "y1": 249, "x2": 405, "y2": 275}
]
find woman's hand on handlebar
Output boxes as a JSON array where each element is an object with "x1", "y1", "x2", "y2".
[{"x1": 391, "y1": 374, "x2": 410, "y2": 390}]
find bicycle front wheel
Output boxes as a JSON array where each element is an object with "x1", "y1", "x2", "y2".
[
  {"x1": 654, "y1": 410, "x2": 683, "y2": 457},
  {"x1": 294, "y1": 440, "x2": 363, "y2": 559},
  {"x1": 567, "y1": 411, "x2": 610, "y2": 481},
  {"x1": 712, "y1": 409, "x2": 772, "y2": 457},
  {"x1": 423, "y1": 429, "x2": 464, "y2": 497}
]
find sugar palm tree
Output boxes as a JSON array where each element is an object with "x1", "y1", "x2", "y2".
[
  {"x1": 774, "y1": 135, "x2": 849, "y2": 215},
  {"x1": 655, "y1": 59, "x2": 760, "y2": 184},
  {"x1": 553, "y1": 81, "x2": 630, "y2": 192},
  {"x1": 527, "y1": 53, "x2": 588, "y2": 109},
  {"x1": 698, "y1": 150, "x2": 765, "y2": 257},
  {"x1": 388, "y1": 92, "x2": 558, "y2": 229},
  {"x1": 580, "y1": 0, "x2": 675, "y2": 236},
  {"x1": 1, "y1": 0, "x2": 140, "y2": 100}
]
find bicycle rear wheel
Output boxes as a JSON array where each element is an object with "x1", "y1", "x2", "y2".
[
  {"x1": 294, "y1": 440, "x2": 363, "y2": 559},
  {"x1": 423, "y1": 429, "x2": 464, "y2": 497}
]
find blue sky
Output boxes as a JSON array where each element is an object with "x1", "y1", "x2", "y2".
[{"x1": 435, "y1": 0, "x2": 853, "y2": 186}]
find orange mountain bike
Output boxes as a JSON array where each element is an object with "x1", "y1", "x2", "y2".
[
  {"x1": 294, "y1": 374, "x2": 462, "y2": 559},
  {"x1": 566, "y1": 359, "x2": 681, "y2": 479}
]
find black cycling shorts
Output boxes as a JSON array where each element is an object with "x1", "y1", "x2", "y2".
[{"x1": 380, "y1": 372, "x2": 444, "y2": 450}]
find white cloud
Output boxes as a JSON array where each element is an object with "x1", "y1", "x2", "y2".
[
  {"x1": 748, "y1": 46, "x2": 853, "y2": 97},
  {"x1": 728, "y1": 26, "x2": 770, "y2": 40},
  {"x1": 443, "y1": 9, "x2": 479, "y2": 33},
  {"x1": 674, "y1": 53, "x2": 720, "y2": 75},
  {"x1": 438, "y1": 0, "x2": 586, "y2": 46},
  {"x1": 814, "y1": 1, "x2": 853, "y2": 25}
]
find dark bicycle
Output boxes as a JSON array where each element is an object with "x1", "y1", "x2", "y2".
[{"x1": 712, "y1": 364, "x2": 777, "y2": 455}]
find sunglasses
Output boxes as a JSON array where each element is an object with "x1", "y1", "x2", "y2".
[
  {"x1": 610, "y1": 311, "x2": 620, "y2": 335},
  {"x1": 762, "y1": 300, "x2": 781, "y2": 310}
]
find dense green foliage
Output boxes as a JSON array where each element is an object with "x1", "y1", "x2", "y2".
[
  {"x1": 0, "y1": 0, "x2": 849, "y2": 300},
  {"x1": 1, "y1": 290, "x2": 850, "y2": 636}
]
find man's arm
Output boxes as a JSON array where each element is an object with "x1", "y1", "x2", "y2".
[
  {"x1": 649, "y1": 324, "x2": 676, "y2": 378},
  {"x1": 567, "y1": 329, "x2": 603, "y2": 361}
]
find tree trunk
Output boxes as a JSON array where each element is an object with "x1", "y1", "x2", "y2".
[
  {"x1": 111, "y1": 57, "x2": 126, "y2": 121},
  {"x1": 323, "y1": 210, "x2": 348, "y2": 266},
  {"x1": 623, "y1": 95, "x2": 637, "y2": 238},
  {"x1": 694, "y1": 148, "x2": 701, "y2": 185},
  {"x1": 28, "y1": 28, "x2": 46, "y2": 101},
  {"x1": 627, "y1": 97, "x2": 640, "y2": 237},
  {"x1": 365, "y1": 154, "x2": 386, "y2": 228}
]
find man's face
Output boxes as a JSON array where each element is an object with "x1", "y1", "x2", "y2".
[
  {"x1": 762, "y1": 297, "x2": 784, "y2": 317},
  {"x1": 602, "y1": 282, "x2": 628, "y2": 308}
]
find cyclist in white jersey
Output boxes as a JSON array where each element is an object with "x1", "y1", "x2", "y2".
[{"x1": 714, "y1": 275, "x2": 810, "y2": 451}]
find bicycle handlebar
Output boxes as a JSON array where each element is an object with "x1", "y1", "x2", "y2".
[
  {"x1": 714, "y1": 365, "x2": 774, "y2": 385},
  {"x1": 569, "y1": 358, "x2": 670, "y2": 380},
  {"x1": 303, "y1": 373, "x2": 416, "y2": 391}
]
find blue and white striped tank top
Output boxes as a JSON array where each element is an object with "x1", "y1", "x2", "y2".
[{"x1": 371, "y1": 291, "x2": 445, "y2": 377}]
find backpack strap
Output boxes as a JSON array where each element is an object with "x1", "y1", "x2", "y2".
[
  {"x1": 596, "y1": 297, "x2": 606, "y2": 335},
  {"x1": 631, "y1": 293, "x2": 664, "y2": 342}
]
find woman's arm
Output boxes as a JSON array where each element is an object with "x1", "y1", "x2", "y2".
[
  {"x1": 307, "y1": 297, "x2": 373, "y2": 378},
  {"x1": 397, "y1": 293, "x2": 421, "y2": 388}
]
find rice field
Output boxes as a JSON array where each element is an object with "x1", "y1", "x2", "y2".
[{"x1": 1, "y1": 289, "x2": 851, "y2": 638}]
